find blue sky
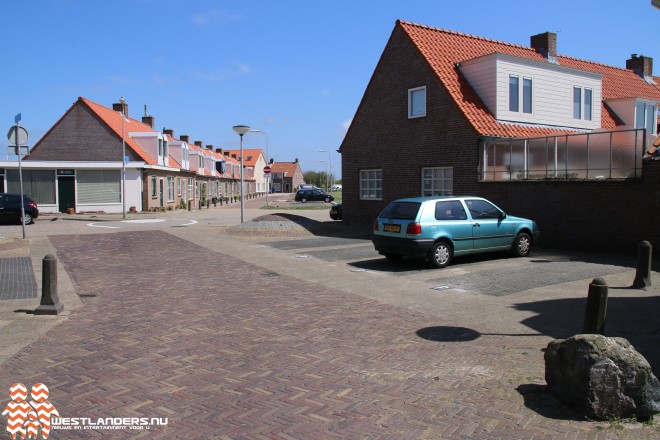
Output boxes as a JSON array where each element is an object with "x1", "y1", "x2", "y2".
[{"x1": 3, "y1": 0, "x2": 659, "y2": 178}]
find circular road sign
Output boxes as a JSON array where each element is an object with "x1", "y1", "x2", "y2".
[
  {"x1": 7, "y1": 126, "x2": 28, "y2": 146},
  {"x1": 263, "y1": 166, "x2": 272, "y2": 174}
]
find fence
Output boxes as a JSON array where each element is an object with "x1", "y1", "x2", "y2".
[{"x1": 479, "y1": 128, "x2": 647, "y2": 181}]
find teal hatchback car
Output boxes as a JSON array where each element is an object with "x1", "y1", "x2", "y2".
[{"x1": 372, "y1": 196, "x2": 540, "y2": 268}]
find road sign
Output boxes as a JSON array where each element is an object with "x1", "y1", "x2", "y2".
[
  {"x1": 7, "y1": 146, "x2": 29, "y2": 156},
  {"x1": 7, "y1": 125, "x2": 28, "y2": 145},
  {"x1": 263, "y1": 166, "x2": 272, "y2": 174}
]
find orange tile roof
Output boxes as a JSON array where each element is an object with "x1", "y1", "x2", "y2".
[
  {"x1": 224, "y1": 149, "x2": 263, "y2": 167},
  {"x1": 270, "y1": 162, "x2": 301, "y2": 176},
  {"x1": 398, "y1": 20, "x2": 660, "y2": 138},
  {"x1": 80, "y1": 97, "x2": 159, "y2": 164}
]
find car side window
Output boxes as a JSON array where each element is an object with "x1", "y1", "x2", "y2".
[
  {"x1": 435, "y1": 201, "x2": 468, "y2": 220},
  {"x1": 465, "y1": 199, "x2": 501, "y2": 219}
]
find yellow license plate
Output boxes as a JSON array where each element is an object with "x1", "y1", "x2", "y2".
[{"x1": 383, "y1": 224, "x2": 401, "y2": 233}]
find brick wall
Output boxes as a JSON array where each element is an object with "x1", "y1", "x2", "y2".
[
  {"x1": 341, "y1": 26, "x2": 659, "y2": 254},
  {"x1": 28, "y1": 102, "x2": 139, "y2": 162}
]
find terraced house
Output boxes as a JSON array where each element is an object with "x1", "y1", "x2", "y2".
[
  {"x1": 340, "y1": 20, "x2": 660, "y2": 252},
  {"x1": 0, "y1": 97, "x2": 260, "y2": 214}
]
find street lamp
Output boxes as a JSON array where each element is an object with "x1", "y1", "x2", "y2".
[
  {"x1": 120, "y1": 97, "x2": 127, "y2": 219},
  {"x1": 249, "y1": 129, "x2": 269, "y2": 207},
  {"x1": 232, "y1": 124, "x2": 251, "y2": 223},
  {"x1": 318, "y1": 149, "x2": 332, "y2": 190},
  {"x1": 317, "y1": 160, "x2": 327, "y2": 189}
]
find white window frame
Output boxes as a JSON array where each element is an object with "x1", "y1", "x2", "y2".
[
  {"x1": 408, "y1": 86, "x2": 426, "y2": 118},
  {"x1": 421, "y1": 167, "x2": 453, "y2": 196},
  {"x1": 167, "y1": 177, "x2": 175, "y2": 202},
  {"x1": 509, "y1": 74, "x2": 533, "y2": 114},
  {"x1": 151, "y1": 176, "x2": 157, "y2": 198},
  {"x1": 573, "y1": 85, "x2": 593, "y2": 121},
  {"x1": 635, "y1": 101, "x2": 657, "y2": 135},
  {"x1": 359, "y1": 169, "x2": 382, "y2": 200}
]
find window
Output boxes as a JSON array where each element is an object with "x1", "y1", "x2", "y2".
[
  {"x1": 465, "y1": 199, "x2": 502, "y2": 220},
  {"x1": 422, "y1": 167, "x2": 453, "y2": 196},
  {"x1": 522, "y1": 78, "x2": 532, "y2": 114},
  {"x1": 7, "y1": 170, "x2": 56, "y2": 204},
  {"x1": 509, "y1": 75, "x2": 519, "y2": 112},
  {"x1": 573, "y1": 86, "x2": 592, "y2": 120},
  {"x1": 77, "y1": 170, "x2": 120, "y2": 204},
  {"x1": 151, "y1": 176, "x2": 157, "y2": 198},
  {"x1": 167, "y1": 177, "x2": 175, "y2": 201},
  {"x1": 158, "y1": 139, "x2": 163, "y2": 157},
  {"x1": 435, "y1": 200, "x2": 467, "y2": 221},
  {"x1": 408, "y1": 86, "x2": 426, "y2": 118},
  {"x1": 188, "y1": 179, "x2": 193, "y2": 198},
  {"x1": 509, "y1": 75, "x2": 532, "y2": 114},
  {"x1": 359, "y1": 169, "x2": 382, "y2": 200},
  {"x1": 636, "y1": 102, "x2": 657, "y2": 134},
  {"x1": 177, "y1": 177, "x2": 181, "y2": 196}
]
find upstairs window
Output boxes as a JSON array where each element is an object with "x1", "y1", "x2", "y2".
[
  {"x1": 573, "y1": 86, "x2": 592, "y2": 120},
  {"x1": 408, "y1": 86, "x2": 426, "y2": 118},
  {"x1": 509, "y1": 75, "x2": 532, "y2": 114}
]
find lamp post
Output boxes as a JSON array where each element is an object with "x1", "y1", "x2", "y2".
[
  {"x1": 318, "y1": 149, "x2": 332, "y2": 190},
  {"x1": 120, "y1": 97, "x2": 127, "y2": 219},
  {"x1": 249, "y1": 129, "x2": 269, "y2": 207},
  {"x1": 317, "y1": 160, "x2": 327, "y2": 189},
  {"x1": 232, "y1": 125, "x2": 251, "y2": 223}
]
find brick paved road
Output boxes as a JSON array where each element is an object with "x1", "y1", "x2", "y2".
[{"x1": 0, "y1": 230, "x2": 656, "y2": 438}]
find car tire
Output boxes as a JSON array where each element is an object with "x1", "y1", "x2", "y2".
[
  {"x1": 301, "y1": 198, "x2": 307, "y2": 203},
  {"x1": 324, "y1": 197, "x2": 331, "y2": 203},
  {"x1": 428, "y1": 240, "x2": 452, "y2": 268},
  {"x1": 384, "y1": 253, "x2": 403, "y2": 262},
  {"x1": 512, "y1": 232, "x2": 532, "y2": 257},
  {"x1": 21, "y1": 213, "x2": 33, "y2": 225}
]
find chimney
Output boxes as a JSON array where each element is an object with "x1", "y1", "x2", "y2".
[
  {"x1": 626, "y1": 54, "x2": 653, "y2": 78},
  {"x1": 206, "y1": 145, "x2": 213, "y2": 150},
  {"x1": 163, "y1": 128, "x2": 174, "y2": 138},
  {"x1": 194, "y1": 141, "x2": 203, "y2": 147},
  {"x1": 216, "y1": 148, "x2": 223, "y2": 155},
  {"x1": 113, "y1": 100, "x2": 128, "y2": 116},
  {"x1": 269, "y1": 158, "x2": 274, "y2": 164},
  {"x1": 232, "y1": 154, "x2": 238, "y2": 160},
  {"x1": 294, "y1": 158, "x2": 299, "y2": 163},
  {"x1": 531, "y1": 32, "x2": 557, "y2": 62},
  {"x1": 180, "y1": 135, "x2": 190, "y2": 143},
  {"x1": 224, "y1": 152, "x2": 230, "y2": 157},
  {"x1": 142, "y1": 115, "x2": 154, "y2": 128}
]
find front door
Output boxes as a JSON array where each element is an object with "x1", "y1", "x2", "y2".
[
  {"x1": 159, "y1": 179, "x2": 164, "y2": 208},
  {"x1": 57, "y1": 176, "x2": 75, "y2": 213}
]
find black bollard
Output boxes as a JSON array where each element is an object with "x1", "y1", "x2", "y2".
[
  {"x1": 632, "y1": 241, "x2": 652, "y2": 289},
  {"x1": 34, "y1": 254, "x2": 64, "y2": 315},
  {"x1": 583, "y1": 277, "x2": 608, "y2": 334},
  {"x1": 187, "y1": 201, "x2": 191, "y2": 211}
]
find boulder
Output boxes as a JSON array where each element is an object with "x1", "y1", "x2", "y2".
[{"x1": 544, "y1": 334, "x2": 660, "y2": 420}]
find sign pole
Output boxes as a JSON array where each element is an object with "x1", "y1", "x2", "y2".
[{"x1": 15, "y1": 115, "x2": 26, "y2": 239}]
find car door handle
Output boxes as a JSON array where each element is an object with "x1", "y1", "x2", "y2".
[{"x1": 473, "y1": 223, "x2": 480, "y2": 227}]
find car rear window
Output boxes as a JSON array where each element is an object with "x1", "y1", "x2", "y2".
[{"x1": 379, "y1": 202, "x2": 421, "y2": 220}]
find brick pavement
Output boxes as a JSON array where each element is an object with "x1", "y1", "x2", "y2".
[{"x1": 0, "y1": 230, "x2": 657, "y2": 438}]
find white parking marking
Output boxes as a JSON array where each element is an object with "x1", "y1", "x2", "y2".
[
  {"x1": 120, "y1": 219, "x2": 166, "y2": 223},
  {"x1": 87, "y1": 223, "x2": 119, "y2": 229},
  {"x1": 172, "y1": 220, "x2": 198, "y2": 227}
]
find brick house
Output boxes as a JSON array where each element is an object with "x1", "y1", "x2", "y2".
[
  {"x1": 340, "y1": 20, "x2": 660, "y2": 252},
  {"x1": 270, "y1": 159, "x2": 304, "y2": 193},
  {"x1": 0, "y1": 97, "x2": 251, "y2": 213}
]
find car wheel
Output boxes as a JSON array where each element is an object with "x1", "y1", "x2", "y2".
[
  {"x1": 324, "y1": 197, "x2": 331, "y2": 203},
  {"x1": 384, "y1": 253, "x2": 403, "y2": 262},
  {"x1": 301, "y1": 198, "x2": 307, "y2": 203},
  {"x1": 21, "y1": 213, "x2": 33, "y2": 225},
  {"x1": 428, "y1": 241, "x2": 452, "y2": 268},
  {"x1": 512, "y1": 232, "x2": 532, "y2": 257}
]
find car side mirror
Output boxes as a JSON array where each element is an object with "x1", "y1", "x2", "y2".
[{"x1": 499, "y1": 211, "x2": 507, "y2": 219}]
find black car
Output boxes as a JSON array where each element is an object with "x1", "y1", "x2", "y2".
[
  {"x1": 329, "y1": 203, "x2": 342, "y2": 220},
  {"x1": 0, "y1": 193, "x2": 39, "y2": 225},
  {"x1": 295, "y1": 189, "x2": 334, "y2": 203}
]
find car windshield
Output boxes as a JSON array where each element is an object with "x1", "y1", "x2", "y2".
[{"x1": 379, "y1": 202, "x2": 421, "y2": 220}]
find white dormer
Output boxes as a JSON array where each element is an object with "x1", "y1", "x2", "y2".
[
  {"x1": 130, "y1": 132, "x2": 169, "y2": 166},
  {"x1": 459, "y1": 53, "x2": 602, "y2": 130},
  {"x1": 168, "y1": 139, "x2": 190, "y2": 170},
  {"x1": 605, "y1": 98, "x2": 657, "y2": 135}
]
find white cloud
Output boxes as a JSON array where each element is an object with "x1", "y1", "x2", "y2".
[{"x1": 190, "y1": 61, "x2": 252, "y2": 81}]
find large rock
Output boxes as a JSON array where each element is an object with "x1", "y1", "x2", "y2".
[{"x1": 544, "y1": 334, "x2": 660, "y2": 420}]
